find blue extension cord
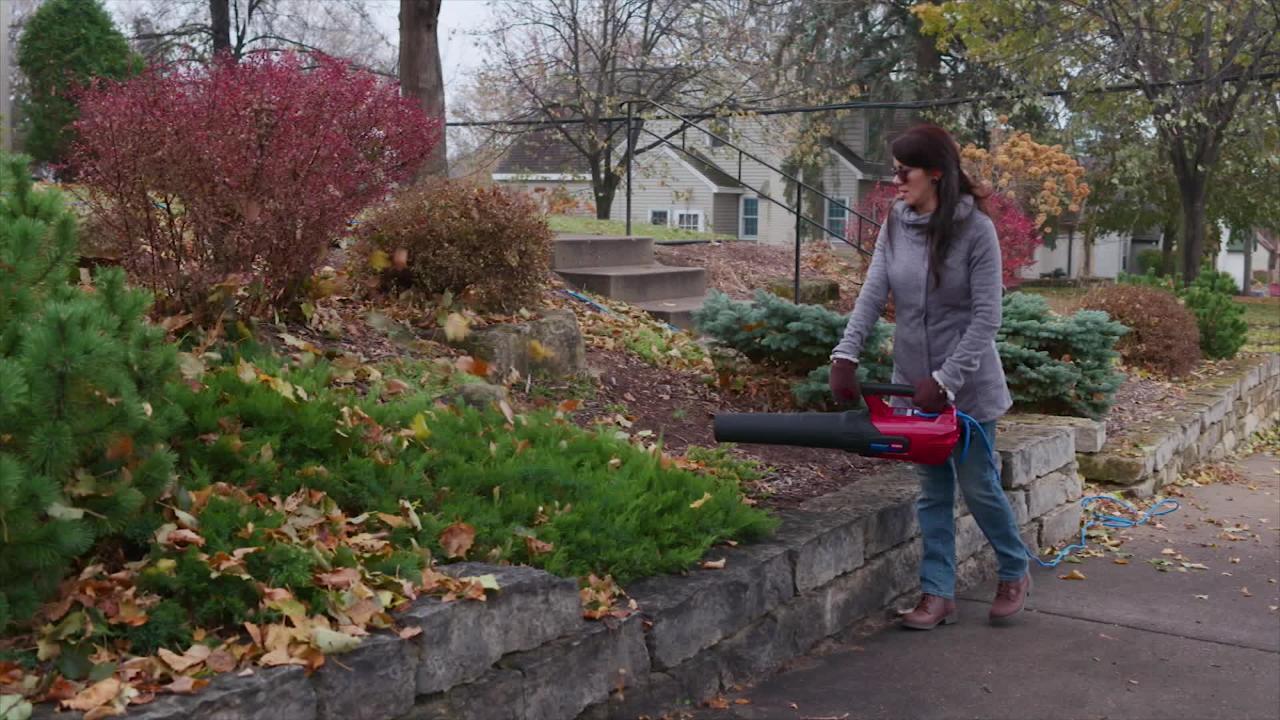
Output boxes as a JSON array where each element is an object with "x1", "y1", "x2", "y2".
[
  {"x1": 561, "y1": 288, "x2": 684, "y2": 334},
  {"x1": 949, "y1": 409, "x2": 1180, "y2": 568}
]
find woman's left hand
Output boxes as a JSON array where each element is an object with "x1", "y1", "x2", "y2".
[{"x1": 912, "y1": 377, "x2": 948, "y2": 413}]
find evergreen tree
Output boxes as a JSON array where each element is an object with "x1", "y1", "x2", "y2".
[
  {"x1": 0, "y1": 154, "x2": 178, "y2": 631},
  {"x1": 16, "y1": 0, "x2": 140, "y2": 166}
]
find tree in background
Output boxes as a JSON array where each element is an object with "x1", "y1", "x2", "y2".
[
  {"x1": 15, "y1": 0, "x2": 138, "y2": 167},
  {"x1": 400, "y1": 0, "x2": 447, "y2": 176},
  {"x1": 117, "y1": 0, "x2": 396, "y2": 72},
  {"x1": 470, "y1": 0, "x2": 767, "y2": 219},
  {"x1": 917, "y1": 0, "x2": 1280, "y2": 282}
]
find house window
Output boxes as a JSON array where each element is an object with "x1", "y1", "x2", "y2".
[
  {"x1": 650, "y1": 209, "x2": 670, "y2": 226},
  {"x1": 826, "y1": 197, "x2": 850, "y2": 241},
  {"x1": 741, "y1": 196, "x2": 759, "y2": 238},
  {"x1": 676, "y1": 212, "x2": 701, "y2": 232}
]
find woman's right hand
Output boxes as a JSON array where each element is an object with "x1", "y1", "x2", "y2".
[{"x1": 829, "y1": 358, "x2": 862, "y2": 405}]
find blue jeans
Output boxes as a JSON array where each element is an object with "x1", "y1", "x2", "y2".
[{"x1": 917, "y1": 421, "x2": 1027, "y2": 599}]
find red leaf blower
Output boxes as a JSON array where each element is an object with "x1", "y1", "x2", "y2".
[{"x1": 713, "y1": 383, "x2": 960, "y2": 465}]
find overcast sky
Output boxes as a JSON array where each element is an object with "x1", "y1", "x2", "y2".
[
  {"x1": 99, "y1": 0, "x2": 496, "y2": 115},
  {"x1": 366, "y1": 0, "x2": 494, "y2": 105}
]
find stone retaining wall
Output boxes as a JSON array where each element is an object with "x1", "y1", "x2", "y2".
[
  {"x1": 1076, "y1": 353, "x2": 1280, "y2": 496},
  {"x1": 76, "y1": 422, "x2": 1085, "y2": 720}
]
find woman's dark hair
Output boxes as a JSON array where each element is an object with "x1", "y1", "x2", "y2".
[{"x1": 890, "y1": 124, "x2": 990, "y2": 286}]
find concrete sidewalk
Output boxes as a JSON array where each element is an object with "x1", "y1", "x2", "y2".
[{"x1": 689, "y1": 453, "x2": 1280, "y2": 720}]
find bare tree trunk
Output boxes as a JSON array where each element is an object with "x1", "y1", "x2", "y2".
[
  {"x1": 211, "y1": 0, "x2": 231, "y2": 56},
  {"x1": 400, "y1": 0, "x2": 447, "y2": 177}
]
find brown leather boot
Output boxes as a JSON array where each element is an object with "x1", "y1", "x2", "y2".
[
  {"x1": 989, "y1": 574, "x2": 1031, "y2": 624},
  {"x1": 901, "y1": 593, "x2": 957, "y2": 630}
]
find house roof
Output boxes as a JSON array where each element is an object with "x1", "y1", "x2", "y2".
[
  {"x1": 670, "y1": 146, "x2": 745, "y2": 190},
  {"x1": 826, "y1": 139, "x2": 892, "y2": 178},
  {"x1": 494, "y1": 129, "x2": 587, "y2": 175}
]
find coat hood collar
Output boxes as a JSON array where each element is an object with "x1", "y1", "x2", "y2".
[{"x1": 898, "y1": 193, "x2": 975, "y2": 227}]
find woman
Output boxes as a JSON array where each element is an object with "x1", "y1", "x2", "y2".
[{"x1": 828, "y1": 124, "x2": 1029, "y2": 629}]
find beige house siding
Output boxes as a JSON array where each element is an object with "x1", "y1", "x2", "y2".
[{"x1": 607, "y1": 147, "x2": 720, "y2": 233}]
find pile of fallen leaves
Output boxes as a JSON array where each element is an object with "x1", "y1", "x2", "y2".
[
  {"x1": 550, "y1": 285, "x2": 714, "y2": 374},
  {"x1": 654, "y1": 240, "x2": 867, "y2": 313},
  {"x1": 0, "y1": 484, "x2": 499, "y2": 719}
]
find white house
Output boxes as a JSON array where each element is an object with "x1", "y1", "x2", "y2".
[{"x1": 492, "y1": 110, "x2": 902, "y2": 246}]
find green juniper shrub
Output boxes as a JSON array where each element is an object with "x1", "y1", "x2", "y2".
[
  {"x1": 997, "y1": 292, "x2": 1127, "y2": 418},
  {"x1": 1080, "y1": 284, "x2": 1201, "y2": 377},
  {"x1": 0, "y1": 154, "x2": 179, "y2": 632},
  {"x1": 355, "y1": 180, "x2": 553, "y2": 312},
  {"x1": 168, "y1": 355, "x2": 775, "y2": 586},
  {"x1": 693, "y1": 290, "x2": 894, "y2": 408},
  {"x1": 1181, "y1": 271, "x2": 1248, "y2": 359}
]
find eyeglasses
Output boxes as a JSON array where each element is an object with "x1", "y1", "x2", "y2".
[{"x1": 892, "y1": 166, "x2": 917, "y2": 182}]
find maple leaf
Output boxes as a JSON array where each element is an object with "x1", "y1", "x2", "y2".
[
  {"x1": 0, "y1": 695, "x2": 33, "y2": 720},
  {"x1": 161, "y1": 676, "x2": 208, "y2": 695},
  {"x1": 440, "y1": 522, "x2": 476, "y2": 559},
  {"x1": 524, "y1": 536, "x2": 554, "y2": 556},
  {"x1": 61, "y1": 678, "x2": 121, "y2": 712},
  {"x1": 158, "y1": 645, "x2": 211, "y2": 673},
  {"x1": 206, "y1": 649, "x2": 237, "y2": 674},
  {"x1": 104, "y1": 434, "x2": 134, "y2": 461},
  {"x1": 528, "y1": 339, "x2": 557, "y2": 362},
  {"x1": 409, "y1": 413, "x2": 432, "y2": 442},
  {"x1": 315, "y1": 567, "x2": 361, "y2": 589},
  {"x1": 455, "y1": 356, "x2": 491, "y2": 378},
  {"x1": 444, "y1": 312, "x2": 471, "y2": 342}
]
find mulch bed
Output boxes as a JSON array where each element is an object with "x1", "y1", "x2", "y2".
[{"x1": 517, "y1": 347, "x2": 894, "y2": 508}]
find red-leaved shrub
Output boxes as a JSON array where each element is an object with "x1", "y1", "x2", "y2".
[
  {"x1": 69, "y1": 53, "x2": 440, "y2": 315},
  {"x1": 1080, "y1": 284, "x2": 1202, "y2": 377},
  {"x1": 853, "y1": 183, "x2": 1041, "y2": 288}
]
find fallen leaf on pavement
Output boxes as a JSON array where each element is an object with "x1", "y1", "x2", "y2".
[
  {"x1": 1241, "y1": 587, "x2": 1252, "y2": 597},
  {"x1": 702, "y1": 558, "x2": 726, "y2": 570},
  {"x1": 1059, "y1": 569, "x2": 1087, "y2": 580},
  {"x1": 1194, "y1": 594, "x2": 1209, "y2": 600}
]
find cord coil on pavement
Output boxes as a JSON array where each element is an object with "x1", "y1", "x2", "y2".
[{"x1": 954, "y1": 410, "x2": 1180, "y2": 568}]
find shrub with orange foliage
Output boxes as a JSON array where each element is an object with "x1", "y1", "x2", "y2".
[{"x1": 961, "y1": 120, "x2": 1090, "y2": 232}]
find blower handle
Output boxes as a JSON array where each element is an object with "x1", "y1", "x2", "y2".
[{"x1": 861, "y1": 382, "x2": 915, "y2": 397}]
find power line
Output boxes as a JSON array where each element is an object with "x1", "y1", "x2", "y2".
[{"x1": 446, "y1": 70, "x2": 1280, "y2": 128}]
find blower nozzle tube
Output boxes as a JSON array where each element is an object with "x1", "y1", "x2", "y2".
[{"x1": 713, "y1": 410, "x2": 887, "y2": 453}]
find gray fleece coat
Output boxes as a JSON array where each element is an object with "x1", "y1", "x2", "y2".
[{"x1": 831, "y1": 195, "x2": 1013, "y2": 422}]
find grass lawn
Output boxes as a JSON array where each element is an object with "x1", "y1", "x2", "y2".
[
  {"x1": 1017, "y1": 284, "x2": 1088, "y2": 315},
  {"x1": 1238, "y1": 296, "x2": 1280, "y2": 353},
  {"x1": 549, "y1": 214, "x2": 737, "y2": 243}
]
